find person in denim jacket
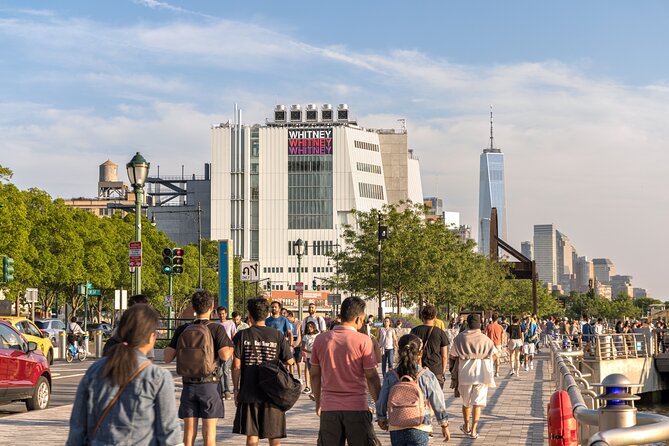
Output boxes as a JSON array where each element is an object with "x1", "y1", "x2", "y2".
[
  {"x1": 67, "y1": 304, "x2": 182, "y2": 446},
  {"x1": 376, "y1": 334, "x2": 451, "y2": 445}
]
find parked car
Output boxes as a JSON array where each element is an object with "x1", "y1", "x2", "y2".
[
  {"x1": 87, "y1": 323, "x2": 113, "y2": 339},
  {"x1": 0, "y1": 319, "x2": 51, "y2": 410},
  {"x1": 34, "y1": 319, "x2": 66, "y2": 347},
  {"x1": 0, "y1": 317, "x2": 55, "y2": 365}
]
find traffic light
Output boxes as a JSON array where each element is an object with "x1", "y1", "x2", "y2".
[
  {"x1": 266, "y1": 280, "x2": 271, "y2": 291},
  {"x1": 161, "y1": 248, "x2": 173, "y2": 275},
  {"x1": 172, "y1": 248, "x2": 184, "y2": 274},
  {"x1": 312, "y1": 279, "x2": 317, "y2": 290},
  {"x1": 2, "y1": 256, "x2": 14, "y2": 283}
]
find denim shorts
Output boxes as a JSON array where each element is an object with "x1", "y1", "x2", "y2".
[
  {"x1": 390, "y1": 428, "x2": 429, "y2": 446},
  {"x1": 178, "y1": 382, "x2": 225, "y2": 419}
]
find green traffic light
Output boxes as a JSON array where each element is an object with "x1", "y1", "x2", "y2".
[
  {"x1": 2, "y1": 256, "x2": 15, "y2": 283},
  {"x1": 162, "y1": 265, "x2": 172, "y2": 274}
]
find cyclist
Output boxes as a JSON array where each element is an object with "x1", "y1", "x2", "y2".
[{"x1": 67, "y1": 317, "x2": 85, "y2": 349}]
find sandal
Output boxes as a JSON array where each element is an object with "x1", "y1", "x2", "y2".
[
  {"x1": 459, "y1": 424, "x2": 470, "y2": 435},
  {"x1": 469, "y1": 432, "x2": 479, "y2": 439}
]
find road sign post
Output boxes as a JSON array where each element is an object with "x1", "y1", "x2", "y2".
[
  {"x1": 240, "y1": 261, "x2": 260, "y2": 282},
  {"x1": 129, "y1": 241, "x2": 142, "y2": 267}
]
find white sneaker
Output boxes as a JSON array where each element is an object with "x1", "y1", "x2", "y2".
[
  {"x1": 530, "y1": 363, "x2": 534, "y2": 370},
  {"x1": 524, "y1": 364, "x2": 529, "y2": 371}
]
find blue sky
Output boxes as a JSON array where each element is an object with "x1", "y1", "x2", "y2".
[{"x1": 1, "y1": 1, "x2": 668, "y2": 298}]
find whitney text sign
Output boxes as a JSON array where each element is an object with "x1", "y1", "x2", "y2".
[{"x1": 288, "y1": 128, "x2": 333, "y2": 155}]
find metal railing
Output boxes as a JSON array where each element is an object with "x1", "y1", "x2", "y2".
[
  {"x1": 549, "y1": 340, "x2": 669, "y2": 446},
  {"x1": 551, "y1": 333, "x2": 651, "y2": 360}
]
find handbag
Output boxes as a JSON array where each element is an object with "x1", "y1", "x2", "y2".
[{"x1": 88, "y1": 362, "x2": 150, "y2": 443}]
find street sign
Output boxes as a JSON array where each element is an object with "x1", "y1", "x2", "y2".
[
  {"x1": 240, "y1": 261, "x2": 260, "y2": 282},
  {"x1": 88, "y1": 289, "x2": 101, "y2": 296},
  {"x1": 164, "y1": 295, "x2": 172, "y2": 307},
  {"x1": 25, "y1": 288, "x2": 38, "y2": 303},
  {"x1": 129, "y1": 241, "x2": 142, "y2": 267},
  {"x1": 114, "y1": 289, "x2": 128, "y2": 311},
  {"x1": 327, "y1": 293, "x2": 342, "y2": 306},
  {"x1": 295, "y1": 281, "x2": 304, "y2": 297}
]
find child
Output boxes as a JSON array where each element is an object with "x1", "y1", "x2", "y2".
[{"x1": 301, "y1": 321, "x2": 319, "y2": 396}]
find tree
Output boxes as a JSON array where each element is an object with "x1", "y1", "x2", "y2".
[{"x1": 634, "y1": 297, "x2": 663, "y2": 317}]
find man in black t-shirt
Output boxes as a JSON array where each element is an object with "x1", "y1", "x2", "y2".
[
  {"x1": 232, "y1": 297, "x2": 294, "y2": 444},
  {"x1": 164, "y1": 290, "x2": 233, "y2": 446},
  {"x1": 410, "y1": 304, "x2": 450, "y2": 387}
]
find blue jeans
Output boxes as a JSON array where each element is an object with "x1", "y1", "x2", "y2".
[
  {"x1": 390, "y1": 428, "x2": 429, "y2": 446},
  {"x1": 221, "y1": 356, "x2": 233, "y2": 393},
  {"x1": 382, "y1": 348, "x2": 394, "y2": 376}
]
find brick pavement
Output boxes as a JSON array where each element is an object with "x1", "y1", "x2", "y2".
[{"x1": 0, "y1": 353, "x2": 551, "y2": 445}]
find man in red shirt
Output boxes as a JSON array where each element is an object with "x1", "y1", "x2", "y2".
[
  {"x1": 310, "y1": 296, "x2": 381, "y2": 446},
  {"x1": 484, "y1": 312, "x2": 505, "y2": 377}
]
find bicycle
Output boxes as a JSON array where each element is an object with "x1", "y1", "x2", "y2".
[{"x1": 66, "y1": 335, "x2": 87, "y2": 362}]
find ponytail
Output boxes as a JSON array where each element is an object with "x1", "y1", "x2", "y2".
[
  {"x1": 102, "y1": 304, "x2": 158, "y2": 386},
  {"x1": 395, "y1": 334, "x2": 421, "y2": 379}
]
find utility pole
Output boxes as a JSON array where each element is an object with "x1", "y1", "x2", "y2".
[{"x1": 377, "y1": 213, "x2": 388, "y2": 320}]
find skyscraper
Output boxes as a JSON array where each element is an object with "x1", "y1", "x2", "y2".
[
  {"x1": 534, "y1": 224, "x2": 557, "y2": 285},
  {"x1": 521, "y1": 241, "x2": 533, "y2": 260},
  {"x1": 478, "y1": 107, "x2": 507, "y2": 256},
  {"x1": 556, "y1": 231, "x2": 575, "y2": 293},
  {"x1": 593, "y1": 258, "x2": 616, "y2": 284}
]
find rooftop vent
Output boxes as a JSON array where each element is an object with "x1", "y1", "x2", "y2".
[
  {"x1": 305, "y1": 104, "x2": 318, "y2": 122},
  {"x1": 337, "y1": 103, "x2": 349, "y2": 122},
  {"x1": 290, "y1": 104, "x2": 302, "y2": 122},
  {"x1": 274, "y1": 104, "x2": 286, "y2": 122},
  {"x1": 321, "y1": 103, "x2": 333, "y2": 121}
]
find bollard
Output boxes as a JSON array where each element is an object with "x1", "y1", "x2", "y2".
[
  {"x1": 593, "y1": 373, "x2": 643, "y2": 432},
  {"x1": 94, "y1": 331, "x2": 103, "y2": 358},
  {"x1": 58, "y1": 331, "x2": 67, "y2": 360},
  {"x1": 84, "y1": 332, "x2": 90, "y2": 355}
]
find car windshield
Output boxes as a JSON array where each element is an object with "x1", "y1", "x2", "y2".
[{"x1": 35, "y1": 321, "x2": 49, "y2": 329}]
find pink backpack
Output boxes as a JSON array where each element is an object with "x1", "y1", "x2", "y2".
[{"x1": 387, "y1": 369, "x2": 427, "y2": 428}]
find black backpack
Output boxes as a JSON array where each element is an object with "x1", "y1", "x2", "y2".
[{"x1": 258, "y1": 359, "x2": 301, "y2": 411}]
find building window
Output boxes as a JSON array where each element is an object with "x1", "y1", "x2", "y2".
[
  {"x1": 288, "y1": 155, "x2": 333, "y2": 230},
  {"x1": 356, "y1": 162, "x2": 382, "y2": 174},
  {"x1": 358, "y1": 182, "x2": 385, "y2": 200},
  {"x1": 354, "y1": 140, "x2": 380, "y2": 152}
]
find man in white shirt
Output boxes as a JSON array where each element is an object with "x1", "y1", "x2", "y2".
[
  {"x1": 301, "y1": 302, "x2": 327, "y2": 333},
  {"x1": 449, "y1": 314, "x2": 497, "y2": 440}
]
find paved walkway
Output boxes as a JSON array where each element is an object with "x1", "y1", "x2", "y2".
[{"x1": 0, "y1": 353, "x2": 551, "y2": 445}]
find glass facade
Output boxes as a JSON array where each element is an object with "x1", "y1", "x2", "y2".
[
  {"x1": 478, "y1": 151, "x2": 507, "y2": 256},
  {"x1": 288, "y1": 155, "x2": 333, "y2": 229},
  {"x1": 250, "y1": 128, "x2": 260, "y2": 260}
]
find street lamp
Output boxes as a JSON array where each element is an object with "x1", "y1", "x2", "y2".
[
  {"x1": 294, "y1": 238, "x2": 305, "y2": 320},
  {"x1": 126, "y1": 152, "x2": 150, "y2": 294}
]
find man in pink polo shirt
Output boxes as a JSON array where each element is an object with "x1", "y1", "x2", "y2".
[{"x1": 310, "y1": 296, "x2": 381, "y2": 446}]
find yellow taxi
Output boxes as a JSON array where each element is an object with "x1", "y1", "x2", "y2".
[{"x1": 0, "y1": 316, "x2": 54, "y2": 364}]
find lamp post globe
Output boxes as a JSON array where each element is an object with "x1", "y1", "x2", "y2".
[
  {"x1": 293, "y1": 238, "x2": 305, "y2": 319},
  {"x1": 127, "y1": 152, "x2": 150, "y2": 294}
]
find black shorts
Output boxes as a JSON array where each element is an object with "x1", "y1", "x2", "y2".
[
  {"x1": 179, "y1": 382, "x2": 225, "y2": 419},
  {"x1": 293, "y1": 346, "x2": 302, "y2": 362},
  {"x1": 317, "y1": 410, "x2": 379, "y2": 446},
  {"x1": 233, "y1": 402, "x2": 286, "y2": 439}
]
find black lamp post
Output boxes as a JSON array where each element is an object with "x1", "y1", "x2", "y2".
[
  {"x1": 126, "y1": 152, "x2": 150, "y2": 294},
  {"x1": 294, "y1": 238, "x2": 305, "y2": 320}
]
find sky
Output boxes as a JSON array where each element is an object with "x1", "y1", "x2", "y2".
[{"x1": 1, "y1": 1, "x2": 668, "y2": 298}]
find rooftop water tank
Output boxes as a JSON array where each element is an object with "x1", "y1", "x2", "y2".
[{"x1": 99, "y1": 160, "x2": 118, "y2": 182}]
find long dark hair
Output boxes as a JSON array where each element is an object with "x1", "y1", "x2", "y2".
[
  {"x1": 103, "y1": 304, "x2": 158, "y2": 386},
  {"x1": 396, "y1": 334, "x2": 421, "y2": 379}
]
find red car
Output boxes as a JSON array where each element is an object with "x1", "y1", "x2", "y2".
[{"x1": 0, "y1": 319, "x2": 51, "y2": 410}]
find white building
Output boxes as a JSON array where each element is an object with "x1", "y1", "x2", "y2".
[{"x1": 211, "y1": 104, "x2": 423, "y2": 314}]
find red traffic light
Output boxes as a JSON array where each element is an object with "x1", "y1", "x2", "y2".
[{"x1": 173, "y1": 248, "x2": 184, "y2": 257}]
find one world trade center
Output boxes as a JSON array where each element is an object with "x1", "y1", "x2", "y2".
[{"x1": 478, "y1": 107, "x2": 507, "y2": 257}]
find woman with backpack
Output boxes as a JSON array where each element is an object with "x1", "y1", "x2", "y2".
[
  {"x1": 67, "y1": 304, "x2": 181, "y2": 445},
  {"x1": 375, "y1": 334, "x2": 451, "y2": 445}
]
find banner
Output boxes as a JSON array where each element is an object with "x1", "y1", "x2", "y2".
[
  {"x1": 218, "y1": 240, "x2": 234, "y2": 312},
  {"x1": 288, "y1": 128, "x2": 333, "y2": 155}
]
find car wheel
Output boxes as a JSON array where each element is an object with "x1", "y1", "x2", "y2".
[
  {"x1": 47, "y1": 348, "x2": 53, "y2": 365},
  {"x1": 26, "y1": 376, "x2": 50, "y2": 411}
]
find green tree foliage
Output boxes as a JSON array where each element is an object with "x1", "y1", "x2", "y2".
[
  {"x1": 333, "y1": 202, "x2": 559, "y2": 317},
  {"x1": 564, "y1": 292, "x2": 640, "y2": 321}
]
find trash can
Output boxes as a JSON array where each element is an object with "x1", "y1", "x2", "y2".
[
  {"x1": 58, "y1": 332, "x2": 67, "y2": 360},
  {"x1": 94, "y1": 331, "x2": 104, "y2": 358}
]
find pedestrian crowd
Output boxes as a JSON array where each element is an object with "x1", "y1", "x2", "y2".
[{"x1": 67, "y1": 290, "x2": 566, "y2": 446}]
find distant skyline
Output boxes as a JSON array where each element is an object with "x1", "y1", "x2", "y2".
[{"x1": 1, "y1": 1, "x2": 668, "y2": 297}]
